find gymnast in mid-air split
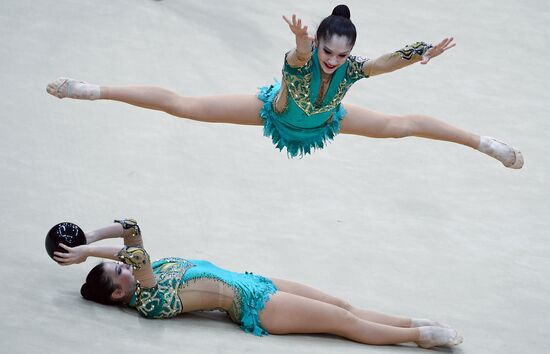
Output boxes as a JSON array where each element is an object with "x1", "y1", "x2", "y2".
[
  {"x1": 54, "y1": 218, "x2": 463, "y2": 348},
  {"x1": 47, "y1": 4, "x2": 523, "y2": 167}
]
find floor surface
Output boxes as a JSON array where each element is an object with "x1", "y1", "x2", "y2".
[{"x1": 1, "y1": 1, "x2": 548, "y2": 353}]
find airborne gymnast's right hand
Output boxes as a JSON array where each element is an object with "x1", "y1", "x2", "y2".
[{"x1": 283, "y1": 14, "x2": 315, "y2": 54}]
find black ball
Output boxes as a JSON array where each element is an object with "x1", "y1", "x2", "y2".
[{"x1": 45, "y1": 222, "x2": 86, "y2": 261}]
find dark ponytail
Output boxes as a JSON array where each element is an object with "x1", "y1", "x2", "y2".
[
  {"x1": 316, "y1": 5, "x2": 357, "y2": 47},
  {"x1": 80, "y1": 262, "x2": 119, "y2": 306}
]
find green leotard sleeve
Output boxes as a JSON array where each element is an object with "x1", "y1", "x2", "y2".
[{"x1": 362, "y1": 41, "x2": 433, "y2": 77}]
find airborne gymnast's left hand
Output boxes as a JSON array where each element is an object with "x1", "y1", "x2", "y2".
[{"x1": 421, "y1": 37, "x2": 456, "y2": 64}]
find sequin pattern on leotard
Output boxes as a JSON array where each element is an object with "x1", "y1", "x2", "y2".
[
  {"x1": 257, "y1": 48, "x2": 367, "y2": 157},
  {"x1": 127, "y1": 257, "x2": 277, "y2": 336}
]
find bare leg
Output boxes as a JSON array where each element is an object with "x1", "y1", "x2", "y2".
[
  {"x1": 47, "y1": 78, "x2": 264, "y2": 125},
  {"x1": 261, "y1": 292, "x2": 463, "y2": 347},
  {"x1": 260, "y1": 291, "x2": 420, "y2": 345},
  {"x1": 340, "y1": 104, "x2": 479, "y2": 147},
  {"x1": 101, "y1": 87, "x2": 264, "y2": 125},
  {"x1": 340, "y1": 104, "x2": 523, "y2": 168},
  {"x1": 270, "y1": 278, "x2": 411, "y2": 327}
]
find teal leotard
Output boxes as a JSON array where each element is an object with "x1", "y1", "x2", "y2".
[
  {"x1": 258, "y1": 47, "x2": 367, "y2": 157},
  {"x1": 128, "y1": 257, "x2": 277, "y2": 336}
]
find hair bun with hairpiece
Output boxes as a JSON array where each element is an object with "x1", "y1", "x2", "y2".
[{"x1": 332, "y1": 4, "x2": 351, "y2": 19}]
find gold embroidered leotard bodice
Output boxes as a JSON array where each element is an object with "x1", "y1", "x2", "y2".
[
  {"x1": 257, "y1": 41, "x2": 433, "y2": 156},
  {"x1": 118, "y1": 225, "x2": 276, "y2": 336}
]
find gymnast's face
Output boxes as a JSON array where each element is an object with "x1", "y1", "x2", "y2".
[
  {"x1": 103, "y1": 262, "x2": 136, "y2": 300},
  {"x1": 317, "y1": 35, "x2": 352, "y2": 75}
]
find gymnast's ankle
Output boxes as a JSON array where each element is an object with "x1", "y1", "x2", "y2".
[{"x1": 410, "y1": 318, "x2": 450, "y2": 328}]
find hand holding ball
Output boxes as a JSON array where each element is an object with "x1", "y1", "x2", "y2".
[{"x1": 45, "y1": 222, "x2": 86, "y2": 262}]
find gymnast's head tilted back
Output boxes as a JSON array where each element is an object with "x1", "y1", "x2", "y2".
[{"x1": 80, "y1": 262, "x2": 136, "y2": 306}]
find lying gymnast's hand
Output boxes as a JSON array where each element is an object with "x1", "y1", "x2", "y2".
[{"x1": 54, "y1": 243, "x2": 89, "y2": 265}]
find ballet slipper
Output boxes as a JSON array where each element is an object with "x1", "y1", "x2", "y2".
[
  {"x1": 410, "y1": 318, "x2": 452, "y2": 328},
  {"x1": 46, "y1": 77, "x2": 100, "y2": 100},
  {"x1": 478, "y1": 136, "x2": 524, "y2": 169},
  {"x1": 506, "y1": 148, "x2": 524, "y2": 169},
  {"x1": 416, "y1": 326, "x2": 464, "y2": 349}
]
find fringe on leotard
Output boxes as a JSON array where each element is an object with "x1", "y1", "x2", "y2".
[
  {"x1": 183, "y1": 260, "x2": 278, "y2": 336},
  {"x1": 237, "y1": 272, "x2": 278, "y2": 336},
  {"x1": 257, "y1": 82, "x2": 346, "y2": 158}
]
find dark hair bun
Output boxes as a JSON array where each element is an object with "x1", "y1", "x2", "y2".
[
  {"x1": 332, "y1": 4, "x2": 351, "y2": 19},
  {"x1": 80, "y1": 283, "x2": 91, "y2": 299}
]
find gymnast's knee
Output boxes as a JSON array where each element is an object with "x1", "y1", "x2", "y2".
[
  {"x1": 386, "y1": 115, "x2": 413, "y2": 138},
  {"x1": 335, "y1": 299, "x2": 353, "y2": 311},
  {"x1": 164, "y1": 95, "x2": 201, "y2": 118},
  {"x1": 332, "y1": 310, "x2": 361, "y2": 336}
]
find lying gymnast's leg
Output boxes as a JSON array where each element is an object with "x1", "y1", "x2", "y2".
[
  {"x1": 259, "y1": 291, "x2": 462, "y2": 347},
  {"x1": 271, "y1": 278, "x2": 409, "y2": 327},
  {"x1": 270, "y1": 278, "x2": 448, "y2": 328}
]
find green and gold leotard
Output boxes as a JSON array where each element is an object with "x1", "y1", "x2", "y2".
[
  {"x1": 117, "y1": 231, "x2": 276, "y2": 336},
  {"x1": 257, "y1": 42, "x2": 432, "y2": 157}
]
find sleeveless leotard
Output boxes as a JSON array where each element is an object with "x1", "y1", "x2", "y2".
[{"x1": 121, "y1": 249, "x2": 277, "y2": 336}]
